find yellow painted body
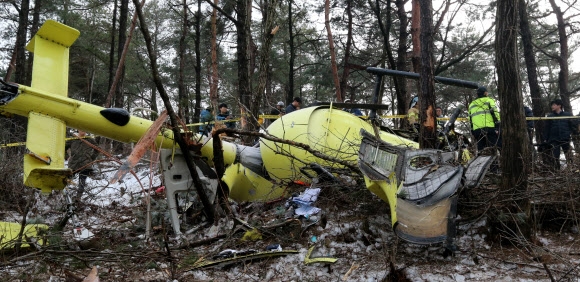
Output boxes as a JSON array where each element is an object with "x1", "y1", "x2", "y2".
[
  {"x1": 261, "y1": 106, "x2": 417, "y2": 182},
  {"x1": 6, "y1": 85, "x2": 177, "y2": 149},
  {"x1": 363, "y1": 175, "x2": 400, "y2": 225},
  {"x1": 199, "y1": 137, "x2": 237, "y2": 167},
  {"x1": 223, "y1": 163, "x2": 286, "y2": 201},
  {"x1": 0, "y1": 20, "x2": 176, "y2": 192},
  {"x1": 0, "y1": 222, "x2": 48, "y2": 249},
  {"x1": 22, "y1": 20, "x2": 78, "y2": 192}
]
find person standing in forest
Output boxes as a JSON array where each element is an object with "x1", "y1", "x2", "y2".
[
  {"x1": 524, "y1": 106, "x2": 534, "y2": 145},
  {"x1": 468, "y1": 86, "x2": 501, "y2": 152},
  {"x1": 216, "y1": 103, "x2": 236, "y2": 129},
  {"x1": 270, "y1": 101, "x2": 286, "y2": 116},
  {"x1": 285, "y1": 97, "x2": 302, "y2": 114},
  {"x1": 67, "y1": 130, "x2": 99, "y2": 199},
  {"x1": 407, "y1": 96, "x2": 420, "y2": 132},
  {"x1": 436, "y1": 106, "x2": 446, "y2": 128},
  {"x1": 543, "y1": 99, "x2": 578, "y2": 170},
  {"x1": 199, "y1": 106, "x2": 214, "y2": 136}
]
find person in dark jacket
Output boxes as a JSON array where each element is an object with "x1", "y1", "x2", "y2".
[
  {"x1": 543, "y1": 99, "x2": 578, "y2": 170},
  {"x1": 285, "y1": 97, "x2": 302, "y2": 114},
  {"x1": 270, "y1": 101, "x2": 285, "y2": 116},
  {"x1": 524, "y1": 106, "x2": 534, "y2": 145},
  {"x1": 216, "y1": 103, "x2": 236, "y2": 129}
]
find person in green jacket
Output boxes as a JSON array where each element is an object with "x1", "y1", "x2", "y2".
[{"x1": 468, "y1": 86, "x2": 501, "y2": 151}]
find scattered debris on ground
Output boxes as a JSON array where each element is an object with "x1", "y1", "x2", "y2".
[{"x1": 1, "y1": 156, "x2": 580, "y2": 281}]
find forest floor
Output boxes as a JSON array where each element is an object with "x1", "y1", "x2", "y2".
[{"x1": 1, "y1": 159, "x2": 580, "y2": 282}]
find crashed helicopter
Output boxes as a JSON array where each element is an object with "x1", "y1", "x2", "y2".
[{"x1": 0, "y1": 20, "x2": 493, "y2": 249}]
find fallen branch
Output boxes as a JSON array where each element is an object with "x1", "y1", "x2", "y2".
[
  {"x1": 173, "y1": 234, "x2": 227, "y2": 250},
  {"x1": 212, "y1": 128, "x2": 361, "y2": 174},
  {"x1": 542, "y1": 262, "x2": 556, "y2": 282}
]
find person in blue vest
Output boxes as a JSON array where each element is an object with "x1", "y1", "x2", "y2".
[
  {"x1": 543, "y1": 99, "x2": 578, "y2": 170},
  {"x1": 199, "y1": 106, "x2": 214, "y2": 136},
  {"x1": 468, "y1": 86, "x2": 501, "y2": 152}
]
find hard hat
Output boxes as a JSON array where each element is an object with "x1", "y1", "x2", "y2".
[{"x1": 410, "y1": 96, "x2": 419, "y2": 109}]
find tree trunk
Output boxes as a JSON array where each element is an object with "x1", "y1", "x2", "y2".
[
  {"x1": 496, "y1": 0, "x2": 530, "y2": 238},
  {"x1": 287, "y1": 0, "x2": 295, "y2": 105},
  {"x1": 10, "y1": 0, "x2": 30, "y2": 139},
  {"x1": 210, "y1": 0, "x2": 219, "y2": 111},
  {"x1": 25, "y1": 0, "x2": 41, "y2": 86},
  {"x1": 410, "y1": 0, "x2": 420, "y2": 74},
  {"x1": 15, "y1": 0, "x2": 30, "y2": 84},
  {"x1": 116, "y1": 0, "x2": 128, "y2": 108},
  {"x1": 256, "y1": 0, "x2": 278, "y2": 109},
  {"x1": 418, "y1": 0, "x2": 436, "y2": 149},
  {"x1": 548, "y1": 0, "x2": 579, "y2": 153},
  {"x1": 132, "y1": 0, "x2": 215, "y2": 222},
  {"x1": 370, "y1": 0, "x2": 395, "y2": 122},
  {"x1": 106, "y1": 0, "x2": 143, "y2": 108},
  {"x1": 107, "y1": 0, "x2": 118, "y2": 104},
  {"x1": 338, "y1": 0, "x2": 353, "y2": 101},
  {"x1": 178, "y1": 0, "x2": 190, "y2": 123},
  {"x1": 396, "y1": 0, "x2": 410, "y2": 128},
  {"x1": 236, "y1": 0, "x2": 257, "y2": 142},
  {"x1": 150, "y1": 81, "x2": 158, "y2": 119},
  {"x1": 548, "y1": 0, "x2": 572, "y2": 113},
  {"x1": 194, "y1": 0, "x2": 202, "y2": 123},
  {"x1": 325, "y1": 0, "x2": 341, "y2": 101},
  {"x1": 518, "y1": 0, "x2": 545, "y2": 143}
]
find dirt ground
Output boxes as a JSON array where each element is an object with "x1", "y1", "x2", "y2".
[{"x1": 1, "y1": 161, "x2": 580, "y2": 282}]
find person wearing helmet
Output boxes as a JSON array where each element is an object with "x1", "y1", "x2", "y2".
[
  {"x1": 407, "y1": 96, "x2": 420, "y2": 131},
  {"x1": 468, "y1": 86, "x2": 501, "y2": 152},
  {"x1": 270, "y1": 101, "x2": 285, "y2": 116}
]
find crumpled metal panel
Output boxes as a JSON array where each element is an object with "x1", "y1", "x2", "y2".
[
  {"x1": 358, "y1": 129, "x2": 465, "y2": 246},
  {"x1": 464, "y1": 155, "x2": 495, "y2": 188},
  {"x1": 400, "y1": 166, "x2": 463, "y2": 205},
  {"x1": 402, "y1": 150, "x2": 440, "y2": 183}
]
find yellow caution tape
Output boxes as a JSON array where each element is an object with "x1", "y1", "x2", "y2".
[
  {"x1": 526, "y1": 116, "x2": 580, "y2": 120},
  {"x1": 1, "y1": 136, "x2": 94, "y2": 148},
  {"x1": 185, "y1": 118, "x2": 241, "y2": 127},
  {"x1": 5, "y1": 114, "x2": 575, "y2": 148}
]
